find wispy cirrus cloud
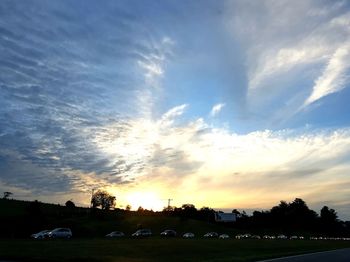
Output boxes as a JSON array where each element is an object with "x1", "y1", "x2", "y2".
[
  {"x1": 226, "y1": 0, "x2": 350, "y2": 119},
  {"x1": 304, "y1": 43, "x2": 350, "y2": 107},
  {"x1": 137, "y1": 36, "x2": 174, "y2": 88},
  {"x1": 210, "y1": 103, "x2": 225, "y2": 117},
  {"x1": 0, "y1": 1, "x2": 174, "y2": 196},
  {"x1": 161, "y1": 104, "x2": 188, "y2": 126}
]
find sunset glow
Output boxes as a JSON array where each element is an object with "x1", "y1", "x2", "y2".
[
  {"x1": 125, "y1": 192, "x2": 164, "y2": 211},
  {"x1": 1, "y1": 0, "x2": 350, "y2": 220}
]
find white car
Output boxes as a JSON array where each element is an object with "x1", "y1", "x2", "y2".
[
  {"x1": 277, "y1": 234, "x2": 288, "y2": 240},
  {"x1": 204, "y1": 232, "x2": 218, "y2": 238},
  {"x1": 106, "y1": 231, "x2": 125, "y2": 238},
  {"x1": 48, "y1": 228, "x2": 72, "y2": 239},
  {"x1": 236, "y1": 233, "x2": 251, "y2": 239},
  {"x1": 183, "y1": 232, "x2": 195, "y2": 238},
  {"x1": 219, "y1": 234, "x2": 230, "y2": 239},
  {"x1": 31, "y1": 230, "x2": 51, "y2": 239},
  {"x1": 263, "y1": 235, "x2": 276, "y2": 239}
]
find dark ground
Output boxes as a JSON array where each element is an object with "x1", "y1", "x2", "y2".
[{"x1": 1, "y1": 238, "x2": 350, "y2": 262}]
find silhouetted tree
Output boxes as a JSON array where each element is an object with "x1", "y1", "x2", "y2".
[
  {"x1": 91, "y1": 190, "x2": 116, "y2": 210},
  {"x1": 181, "y1": 204, "x2": 197, "y2": 218},
  {"x1": 125, "y1": 204, "x2": 131, "y2": 211},
  {"x1": 232, "y1": 209, "x2": 241, "y2": 218},
  {"x1": 241, "y1": 210, "x2": 248, "y2": 218},
  {"x1": 26, "y1": 200, "x2": 46, "y2": 233},
  {"x1": 65, "y1": 200, "x2": 75, "y2": 208},
  {"x1": 27, "y1": 200, "x2": 41, "y2": 216},
  {"x1": 163, "y1": 205, "x2": 174, "y2": 212},
  {"x1": 3, "y1": 191, "x2": 12, "y2": 199},
  {"x1": 318, "y1": 206, "x2": 342, "y2": 234},
  {"x1": 198, "y1": 207, "x2": 215, "y2": 222},
  {"x1": 182, "y1": 204, "x2": 197, "y2": 211},
  {"x1": 320, "y1": 206, "x2": 338, "y2": 222}
]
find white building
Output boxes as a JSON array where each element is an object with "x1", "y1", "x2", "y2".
[{"x1": 215, "y1": 212, "x2": 236, "y2": 222}]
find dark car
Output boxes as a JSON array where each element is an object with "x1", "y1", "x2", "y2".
[
  {"x1": 160, "y1": 229, "x2": 177, "y2": 237},
  {"x1": 31, "y1": 230, "x2": 51, "y2": 239},
  {"x1": 48, "y1": 228, "x2": 72, "y2": 239},
  {"x1": 132, "y1": 229, "x2": 152, "y2": 237},
  {"x1": 106, "y1": 231, "x2": 125, "y2": 238}
]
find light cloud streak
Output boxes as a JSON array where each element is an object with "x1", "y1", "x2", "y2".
[
  {"x1": 304, "y1": 44, "x2": 350, "y2": 106},
  {"x1": 227, "y1": 0, "x2": 350, "y2": 118},
  {"x1": 210, "y1": 103, "x2": 225, "y2": 117}
]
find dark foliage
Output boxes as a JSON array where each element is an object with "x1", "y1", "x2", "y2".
[
  {"x1": 231, "y1": 198, "x2": 346, "y2": 236},
  {"x1": 162, "y1": 198, "x2": 350, "y2": 236},
  {"x1": 3, "y1": 191, "x2": 12, "y2": 199},
  {"x1": 1, "y1": 197, "x2": 350, "y2": 238},
  {"x1": 65, "y1": 200, "x2": 76, "y2": 208},
  {"x1": 91, "y1": 190, "x2": 116, "y2": 210}
]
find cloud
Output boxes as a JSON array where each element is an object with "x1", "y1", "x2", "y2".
[
  {"x1": 89, "y1": 106, "x2": 350, "y2": 218},
  {"x1": 137, "y1": 36, "x2": 174, "y2": 88},
  {"x1": 161, "y1": 104, "x2": 188, "y2": 126},
  {"x1": 210, "y1": 103, "x2": 225, "y2": 117},
  {"x1": 0, "y1": 1, "x2": 178, "y2": 193},
  {"x1": 304, "y1": 43, "x2": 350, "y2": 106},
  {"x1": 134, "y1": 36, "x2": 175, "y2": 119},
  {"x1": 2, "y1": 89, "x2": 350, "y2": 217},
  {"x1": 1, "y1": 1, "x2": 350, "y2": 219},
  {"x1": 226, "y1": 0, "x2": 350, "y2": 117}
]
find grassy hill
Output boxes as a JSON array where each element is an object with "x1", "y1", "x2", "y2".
[{"x1": 0, "y1": 198, "x2": 238, "y2": 238}]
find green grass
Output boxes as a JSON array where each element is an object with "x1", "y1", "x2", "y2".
[{"x1": 1, "y1": 239, "x2": 350, "y2": 262}]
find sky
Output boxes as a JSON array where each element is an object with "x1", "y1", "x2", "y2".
[{"x1": 1, "y1": 0, "x2": 350, "y2": 219}]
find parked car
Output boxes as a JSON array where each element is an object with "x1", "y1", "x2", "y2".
[
  {"x1": 160, "y1": 229, "x2": 177, "y2": 237},
  {"x1": 235, "y1": 233, "x2": 251, "y2": 239},
  {"x1": 48, "y1": 228, "x2": 72, "y2": 239},
  {"x1": 219, "y1": 234, "x2": 230, "y2": 239},
  {"x1": 204, "y1": 232, "x2": 218, "y2": 238},
  {"x1": 263, "y1": 235, "x2": 276, "y2": 239},
  {"x1": 132, "y1": 229, "x2": 152, "y2": 237},
  {"x1": 183, "y1": 232, "x2": 195, "y2": 238},
  {"x1": 106, "y1": 231, "x2": 125, "y2": 238},
  {"x1": 277, "y1": 234, "x2": 288, "y2": 240},
  {"x1": 31, "y1": 230, "x2": 51, "y2": 239}
]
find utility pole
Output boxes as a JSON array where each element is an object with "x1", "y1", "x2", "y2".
[
  {"x1": 90, "y1": 188, "x2": 96, "y2": 208},
  {"x1": 167, "y1": 198, "x2": 173, "y2": 208},
  {"x1": 161, "y1": 198, "x2": 174, "y2": 210}
]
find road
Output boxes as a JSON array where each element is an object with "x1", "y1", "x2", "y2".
[{"x1": 259, "y1": 248, "x2": 350, "y2": 262}]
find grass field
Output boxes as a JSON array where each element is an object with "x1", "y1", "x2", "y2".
[{"x1": 1, "y1": 238, "x2": 350, "y2": 262}]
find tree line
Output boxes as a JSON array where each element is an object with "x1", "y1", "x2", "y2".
[
  {"x1": 2, "y1": 190, "x2": 350, "y2": 237},
  {"x1": 61, "y1": 190, "x2": 350, "y2": 236},
  {"x1": 161, "y1": 198, "x2": 349, "y2": 236}
]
